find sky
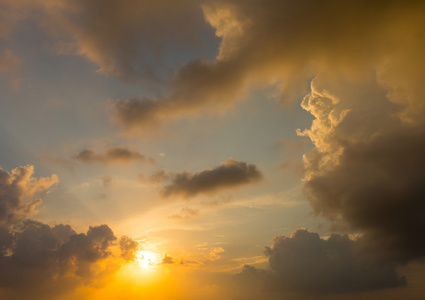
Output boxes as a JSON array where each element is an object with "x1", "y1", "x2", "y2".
[{"x1": 1, "y1": 0, "x2": 425, "y2": 299}]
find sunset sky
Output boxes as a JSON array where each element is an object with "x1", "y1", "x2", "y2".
[{"x1": 1, "y1": 1, "x2": 425, "y2": 299}]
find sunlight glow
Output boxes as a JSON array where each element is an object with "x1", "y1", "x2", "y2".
[{"x1": 135, "y1": 250, "x2": 162, "y2": 270}]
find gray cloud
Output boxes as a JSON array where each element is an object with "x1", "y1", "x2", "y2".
[
  {"x1": 0, "y1": 220, "x2": 119, "y2": 299},
  {"x1": 73, "y1": 147, "x2": 153, "y2": 164},
  {"x1": 237, "y1": 229, "x2": 405, "y2": 294},
  {"x1": 304, "y1": 129, "x2": 425, "y2": 264},
  {"x1": 0, "y1": 165, "x2": 138, "y2": 299},
  {"x1": 161, "y1": 158, "x2": 262, "y2": 198}
]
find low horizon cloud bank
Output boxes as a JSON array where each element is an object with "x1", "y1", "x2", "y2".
[{"x1": 236, "y1": 229, "x2": 405, "y2": 295}]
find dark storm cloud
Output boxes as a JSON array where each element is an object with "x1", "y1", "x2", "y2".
[
  {"x1": 161, "y1": 158, "x2": 262, "y2": 198},
  {"x1": 73, "y1": 147, "x2": 153, "y2": 164},
  {"x1": 304, "y1": 129, "x2": 425, "y2": 263},
  {"x1": 237, "y1": 229, "x2": 405, "y2": 294}
]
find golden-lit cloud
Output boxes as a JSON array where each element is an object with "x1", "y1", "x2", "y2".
[
  {"x1": 0, "y1": 165, "x2": 138, "y2": 300},
  {"x1": 0, "y1": 165, "x2": 58, "y2": 225},
  {"x1": 119, "y1": 235, "x2": 138, "y2": 261},
  {"x1": 161, "y1": 253, "x2": 175, "y2": 264}
]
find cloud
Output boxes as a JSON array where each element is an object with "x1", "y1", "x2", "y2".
[
  {"x1": 237, "y1": 229, "x2": 405, "y2": 294},
  {"x1": 287, "y1": 3, "x2": 425, "y2": 281},
  {"x1": 111, "y1": 0, "x2": 425, "y2": 134},
  {"x1": 36, "y1": 0, "x2": 205, "y2": 82},
  {"x1": 168, "y1": 207, "x2": 199, "y2": 220},
  {"x1": 195, "y1": 244, "x2": 225, "y2": 262},
  {"x1": 101, "y1": 175, "x2": 114, "y2": 188},
  {"x1": 162, "y1": 254, "x2": 175, "y2": 264},
  {"x1": 4, "y1": 1, "x2": 424, "y2": 134},
  {"x1": 2, "y1": 1, "x2": 424, "y2": 134},
  {"x1": 119, "y1": 235, "x2": 138, "y2": 261},
  {"x1": 0, "y1": 49, "x2": 20, "y2": 72},
  {"x1": 161, "y1": 158, "x2": 262, "y2": 198},
  {"x1": 291, "y1": 45, "x2": 425, "y2": 265},
  {"x1": 304, "y1": 128, "x2": 425, "y2": 264},
  {"x1": 0, "y1": 165, "x2": 58, "y2": 225},
  {"x1": 73, "y1": 147, "x2": 153, "y2": 165},
  {"x1": 0, "y1": 220, "x2": 119, "y2": 299},
  {"x1": 138, "y1": 170, "x2": 172, "y2": 184},
  {"x1": 0, "y1": 165, "x2": 138, "y2": 299}
]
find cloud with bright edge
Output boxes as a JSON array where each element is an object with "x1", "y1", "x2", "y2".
[{"x1": 0, "y1": 166, "x2": 138, "y2": 300}]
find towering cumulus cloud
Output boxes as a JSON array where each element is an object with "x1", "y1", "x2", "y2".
[{"x1": 0, "y1": 166, "x2": 137, "y2": 299}]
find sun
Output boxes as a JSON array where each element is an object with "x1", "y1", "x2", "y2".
[
  {"x1": 135, "y1": 250, "x2": 162, "y2": 270},
  {"x1": 115, "y1": 248, "x2": 167, "y2": 288}
]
